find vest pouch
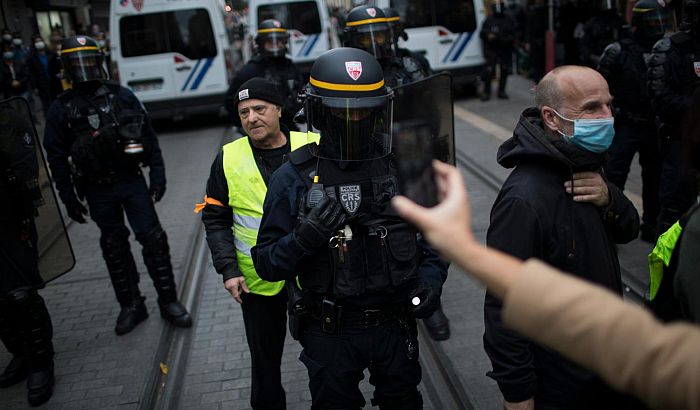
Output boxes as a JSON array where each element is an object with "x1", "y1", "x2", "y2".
[
  {"x1": 331, "y1": 236, "x2": 366, "y2": 297},
  {"x1": 364, "y1": 225, "x2": 391, "y2": 292},
  {"x1": 384, "y1": 223, "x2": 419, "y2": 287},
  {"x1": 299, "y1": 251, "x2": 333, "y2": 294}
]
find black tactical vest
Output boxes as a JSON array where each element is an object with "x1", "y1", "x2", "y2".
[
  {"x1": 293, "y1": 156, "x2": 420, "y2": 299},
  {"x1": 615, "y1": 38, "x2": 654, "y2": 120}
]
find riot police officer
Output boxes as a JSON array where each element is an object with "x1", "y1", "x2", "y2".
[
  {"x1": 43, "y1": 36, "x2": 192, "y2": 335},
  {"x1": 647, "y1": 0, "x2": 700, "y2": 235},
  {"x1": 344, "y1": 6, "x2": 429, "y2": 88},
  {"x1": 479, "y1": 0, "x2": 517, "y2": 100},
  {"x1": 224, "y1": 19, "x2": 304, "y2": 131},
  {"x1": 344, "y1": 6, "x2": 451, "y2": 341},
  {"x1": 597, "y1": 0, "x2": 675, "y2": 242},
  {"x1": 252, "y1": 48, "x2": 448, "y2": 409},
  {"x1": 0, "y1": 98, "x2": 62, "y2": 406},
  {"x1": 580, "y1": 0, "x2": 628, "y2": 67}
]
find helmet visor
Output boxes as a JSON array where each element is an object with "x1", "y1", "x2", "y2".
[
  {"x1": 307, "y1": 93, "x2": 393, "y2": 161},
  {"x1": 258, "y1": 31, "x2": 289, "y2": 56},
  {"x1": 62, "y1": 49, "x2": 105, "y2": 83},
  {"x1": 351, "y1": 25, "x2": 390, "y2": 59},
  {"x1": 638, "y1": 7, "x2": 677, "y2": 36}
]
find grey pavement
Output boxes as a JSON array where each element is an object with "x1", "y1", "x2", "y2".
[{"x1": 1, "y1": 75, "x2": 655, "y2": 409}]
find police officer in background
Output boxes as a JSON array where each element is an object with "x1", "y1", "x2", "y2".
[
  {"x1": 252, "y1": 48, "x2": 448, "y2": 409},
  {"x1": 224, "y1": 19, "x2": 304, "y2": 131},
  {"x1": 344, "y1": 6, "x2": 429, "y2": 88},
  {"x1": 43, "y1": 36, "x2": 192, "y2": 335},
  {"x1": 479, "y1": 0, "x2": 517, "y2": 101},
  {"x1": 0, "y1": 99, "x2": 58, "y2": 406},
  {"x1": 197, "y1": 77, "x2": 314, "y2": 410},
  {"x1": 597, "y1": 0, "x2": 674, "y2": 242},
  {"x1": 647, "y1": 0, "x2": 700, "y2": 235},
  {"x1": 580, "y1": 0, "x2": 627, "y2": 67},
  {"x1": 344, "y1": 5, "x2": 451, "y2": 342},
  {"x1": 382, "y1": 7, "x2": 432, "y2": 81}
]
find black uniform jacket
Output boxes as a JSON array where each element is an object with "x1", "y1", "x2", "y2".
[
  {"x1": 251, "y1": 153, "x2": 448, "y2": 308},
  {"x1": 43, "y1": 83, "x2": 164, "y2": 206},
  {"x1": 201, "y1": 126, "x2": 292, "y2": 282},
  {"x1": 484, "y1": 108, "x2": 639, "y2": 405}
]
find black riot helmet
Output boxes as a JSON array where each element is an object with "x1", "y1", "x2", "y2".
[
  {"x1": 686, "y1": 0, "x2": 700, "y2": 33},
  {"x1": 343, "y1": 6, "x2": 392, "y2": 60},
  {"x1": 382, "y1": 7, "x2": 408, "y2": 44},
  {"x1": 59, "y1": 36, "x2": 108, "y2": 84},
  {"x1": 305, "y1": 47, "x2": 393, "y2": 161},
  {"x1": 632, "y1": 0, "x2": 676, "y2": 48},
  {"x1": 255, "y1": 19, "x2": 290, "y2": 58}
]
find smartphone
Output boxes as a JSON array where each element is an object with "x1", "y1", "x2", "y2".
[{"x1": 392, "y1": 120, "x2": 439, "y2": 208}]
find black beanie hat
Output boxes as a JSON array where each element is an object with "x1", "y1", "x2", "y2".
[{"x1": 234, "y1": 77, "x2": 284, "y2": 108}]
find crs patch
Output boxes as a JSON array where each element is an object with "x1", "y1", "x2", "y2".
[
  {"x1": 345, "y1": 61, "x2": 362, "y2": 81},
  {"x1": 339, "y1": 185, "x2": 361, "y2": 215},
  {"x1": 238, "y1": 88, "x2": 250, "y2": 101},
  {"x1": 694, "y1": 61, "x2": 700, "y2": 78},
  {"x1": 367, "y1": 8, "x2": 377, "y2": 17},
  {"x1": 77, "y1": 37, "x2": 86, "y2": 46}
]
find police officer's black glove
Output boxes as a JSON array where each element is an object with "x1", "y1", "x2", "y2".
[
  {"x1": 65, "y1": 199, "x2": 88, "y2": 224},
  {"x1": 149, "y1": 183, "x2": 166, "y2": 203},
  {"x1": 408, "y1": 282, "x2": 440, "y2": 319},
  {"x1": 294, "y1": 195, "x2": 346, "y2": 250}
]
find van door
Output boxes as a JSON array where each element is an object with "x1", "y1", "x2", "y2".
[
  {"x1": 117, "y1": 8, "x2": 223, "y2": 102},
  {"x1": 391, "y1": 0, "x2": 482, "y2": 72}
]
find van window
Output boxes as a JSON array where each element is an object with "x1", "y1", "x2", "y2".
[
  {"x1": 391, "y1": 0, "x2": 477, "y2": 33},
  {"x1": 120, "y1": 9, "x2": 217, "y2": 59},
  {"x1": 257, "y1": 1, "x2": 322, "y2": 34}
]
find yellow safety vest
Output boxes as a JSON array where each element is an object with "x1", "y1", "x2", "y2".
[
  {"x1": 221, "y1": 131, "x2": 318, "y2": 295},
  {"x1": 648, "y1": 221, "x2": 683, "y2": 301}
]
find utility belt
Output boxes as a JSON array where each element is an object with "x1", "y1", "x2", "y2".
[{"x1": 75, "y1": 167, "x2": 141, "y2": 188}]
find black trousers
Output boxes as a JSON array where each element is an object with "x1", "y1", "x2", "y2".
[
  {"x1": 657, "y1": 139, "x2": 698, "y2": 234},
  {"x1": 604, "y1": 118, "x2": 661, "y2": 228},
  {"x1": 482, "y1": 49, "x2": 513, "y2": 96},
  {"x1": 240, "y1": 289, "x2": 288, "y2": 410},
  {"x1": 299, "y1": 316, "x2": 422, "y2": 410}
]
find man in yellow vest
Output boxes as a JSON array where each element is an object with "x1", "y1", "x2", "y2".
[{"x1": 196, "y1": 77, "x2": 312, "y2": 410}]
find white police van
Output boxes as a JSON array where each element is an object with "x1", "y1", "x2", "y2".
[
  {"x1": 245, "y1": 0, "x2": 340, "y2": 73},
  {"x1": 110, "y1": 0, "x2": 235, "y2": 119},
  {"x1": 374, "y1": 0, "x2": 486, "y2": 87}
]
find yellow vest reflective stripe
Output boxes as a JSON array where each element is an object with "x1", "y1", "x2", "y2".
[
  {"x1": 648, "y1": 221, "x2": 683, "y2": 301},
  {"x1": 222, "y1": 131, "x2": 313, "y2": 295}
]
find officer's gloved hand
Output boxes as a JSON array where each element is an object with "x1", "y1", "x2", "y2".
[
  {"x1": 408, "y1": 282, "x2": 440, "y2": 319},
  {"x1": 294, "y1": 195, "x2": 346, "y2": 250},
  {"x1": 149, "y1": 183, "x2": 166, "y2": 203},
  {"x1": 65, "y1": 199, "x2": 88, "y2": 224}
]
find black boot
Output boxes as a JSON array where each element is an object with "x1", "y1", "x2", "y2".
[
  {"x1": 101, "y1": 227, "x2": 149, "y2": 335},
  {"x1": 0, "y1": 299, "x2": 27, "y2": 387},
  {"x1": 27, "y1": 362, "x2": 54, "y2": 407},
  {"x1": 423, "y1": 305, "x2": 450, "y2": 341},
  {"x1": 0, "y1": 356, "x2": 27, "y2": 387},
  {"x1": 115, "y1": 297, "x2": 149, "y2": 335},
  {"x1": 14, "y1": 291, "x2": 55, "y2": 406},
  {"x1": 140, "y1": 226, "x2": 192, "y2": 328}
]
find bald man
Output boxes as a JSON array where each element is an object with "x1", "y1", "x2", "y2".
[{"x1": 483, "y1": 66, "x2": 641, "y2": 410}]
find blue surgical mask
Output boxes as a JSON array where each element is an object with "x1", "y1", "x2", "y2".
[{"x1": 552, "y1": 109, "x2": 615, "y2": 153}]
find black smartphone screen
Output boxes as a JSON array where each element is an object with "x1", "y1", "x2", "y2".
[{"x1": 393, "y1": 120, "x2": 439, "y2": 208}]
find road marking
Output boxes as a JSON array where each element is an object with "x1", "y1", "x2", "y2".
[{"x1": 453, "y1": 103, "x2": 645, "y2": 214}]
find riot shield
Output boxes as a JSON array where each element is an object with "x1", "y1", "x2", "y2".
[
  {"x1": 391, "y1": 72, "x2": 455, "y2": 207},
  {"x1": 392, "y1": 72, "x2": 455, "y2": 166},
  {"x1": 0, "y1": 97, "x2": 75, "y2": 290}
]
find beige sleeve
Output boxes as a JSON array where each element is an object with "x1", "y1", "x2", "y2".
[{"x1": 502, "y1": 259, "x2": 700, "y2": 410}]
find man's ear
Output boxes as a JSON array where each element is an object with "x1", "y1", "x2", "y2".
[
  {"x1": 277, "y1": 105, "x2": 282, "y2": 118},
  {"x1": 541, "y1": 106, "x2": 559, "y2": 133}
]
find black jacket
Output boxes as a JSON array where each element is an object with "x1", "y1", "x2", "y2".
[
  {"x1": 484, "y1": 108, "x2": 639, "y2": 406},
  {"x1": 251, "y1": 155, "x2": 448, "y2": 307},
  {"x1": 43, "y1": 83, "x2": 164, "y2": 206},
  {"x1": 201, "y1": 127, "x2": 292, "y2": 282},
  {"x1": 0, "y1": 60, "x2": 30, "y2": 98}
]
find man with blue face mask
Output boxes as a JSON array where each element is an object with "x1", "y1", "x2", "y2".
[{"x1": 484, "y1": 65, "x2": 641, "y2": 410}]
